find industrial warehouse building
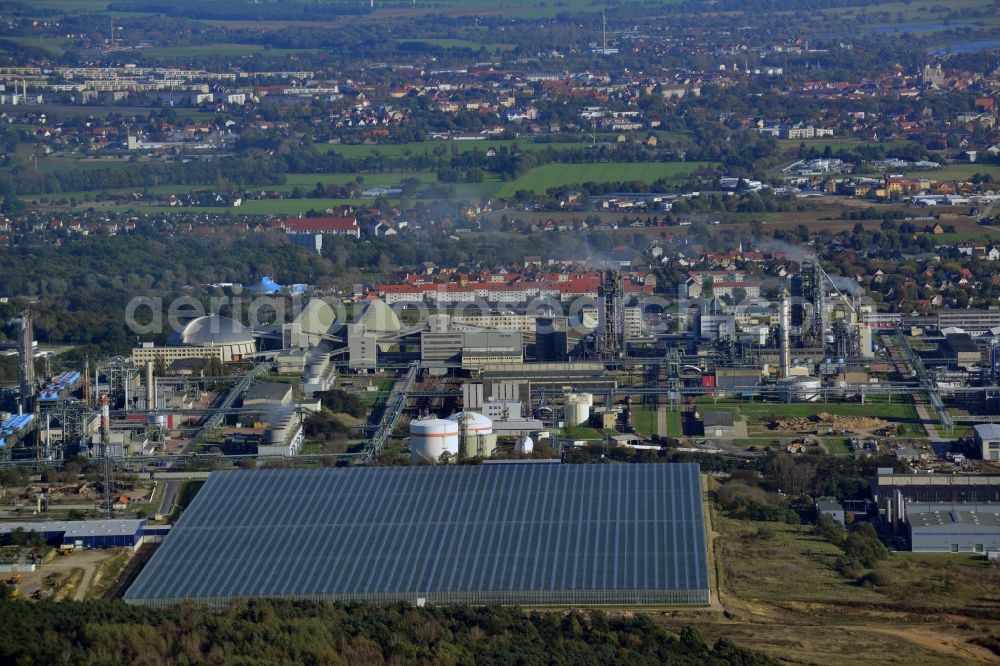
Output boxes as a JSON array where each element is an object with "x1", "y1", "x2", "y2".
[
  {"x1": 125, "y1": 463, "x2": 710, "y2": 607},
  {"x1": 974, "y1": 424, "x2": 1000, "y2": 461},
  {"x1": 907, "y1": 504, "x2": 1000, "y2": 554},
  {"x1": 0, "y1": 519, "x2": 148, "y2": 550}
]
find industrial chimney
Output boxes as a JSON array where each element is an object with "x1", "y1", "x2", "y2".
[
  {"x1": 145, "y1": 361, "x2": 155, "y2": 410},
  {"x1": 780, "y1": 289, "x2": 791, "y2": 378}
]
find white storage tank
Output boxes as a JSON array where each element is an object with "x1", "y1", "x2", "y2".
[
  {"x1": 448, "y1": 412, "x2": 497, "y2": 458},
  {"x1": 564, "y1": 394, "x2": 591, "y2": 428},
  {"x1": 410, "y1": 418, "x2": 459, "y2": 464},
  {"x1": 779, "y1": 376, "x2": 821, "y2": 402},
  {"x1": 515, "y1": 435, "x2": 534, "y2": 455}
]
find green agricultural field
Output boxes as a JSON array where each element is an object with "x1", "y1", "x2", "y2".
[
  {"x1": 932, "y1": 230, "x2": 1000, "y2": 244},
  {"x1": 33, "y1": 184, "x2": 201, "y2": 203},
  {"x1": 816, "y1": 0, "x2": 994, "y2": 23},
  {"x1": 318, "y1": 139, "x2": 598, "y2": 158},
  {"x1": 281, "y1": 172, "x2": 437, "y2": 189},
  {"x1": 19, "y1": 0, "x2": 111, "y2": 12},
  {"x1": 2, "y1": 35, "x2": 73, "y2": 54},
  {"x1": 497, "y1": 161, "x2": 714, "y2": 196},
  {"x1": 905, "y1": 163, "x2": 1000, "y2": 181},
  {"x1": 33, "y1": 156, "x2": 135, "y2": 174}
]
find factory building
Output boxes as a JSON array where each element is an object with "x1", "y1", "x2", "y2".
[
  {"x1": 699, "y1": 314, "x2": 736, "y2": 340},
  {"x1": 935, "y1": 310, "x2": 1000, "y2": 335},
  {"x1": 300, "y1": 351, "x2": 335, "y2": 395},
  {"x1": 419, "y1": 330, "x2": 523, "y2": 369},
  {"x1": 907, "y1": 504, "x2": 1000, "y2": 554},
  {"x1": 124, "y1": 464, "x2": 710, "y2": 607},
  {"x1": 132, "y1": 315, "x2": 257, "y2": 364},
  {"x1": 451, "y1": 314, "x2": 538, "y2": 333},
  {"x1": 974, "y1": 424, "x2": 1000, "y2": 461},
  {"x1": 460, "y1": 331, "x2": 523, "y2": 369},
  {"x1": 940, "y1": 333, "x2": 982, "y2": 368},
  {"x1": 347, "y1": 327, "x2": 379, "y2": 369},
  {"x1": 243, "y1": 382, "x2": 293, "y2": 409},
  {"x1": 0, "y1": 519, "x2": 147, "y2": 550},
  {"x1": 873, "y1": 470, "x2": 1000, "y2": 543},
  {"x1": 701, "y1": 410, "x2": 734, "y2": 437},
  {"x1": 257, "y1": 410, "x2": 303, "y2": 457},
  {"x1": 714, "y1": 367, "x2": 763, "y2": 392},
  {"x1": 535, "y1": 317, "x2": 569, "y2": 362},
  {"x1": 420, "y1": 331, "x2": 464, "y2": 365},
  {"x1": 815, "y1": 498, "x2": 845, "y2": 526}
]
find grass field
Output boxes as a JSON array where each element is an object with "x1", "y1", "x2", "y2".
[
  {"x1": 631, "y1": 406, "x2": 681, "y2": 438},
  {"x1": 695, "y1": 397, "x2": 926, "y2": 437},
  {"x1": 282, "y1": 172, "x2": 436, "y2": 188},
  {"x1": 905, "y1": 163, "x2": 1000, "y2": 181},
  {"x1": 33, "y1": 156, "x2": 135, "y2": 174},
  {"x1": 497, "y1": 161, "x2": 714, "y2": 196},
  {"x1": 717, "y1": 512, "x2": 1000, "y2": 615},
  {"x1": 83, "y1": 549, "x2": 131, "y2": 601},
  {"x1": 2, "y1": 35, "x2": 73, "y2": 54},
  {"x1": 660, "y1": 508, "x2": 1000, "y2": 665},
  {"x1": 563, "y1": 424, "x2": 607, "y2": 440}
]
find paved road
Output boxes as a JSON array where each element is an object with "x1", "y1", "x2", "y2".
[
  {"x1": 157, "y1": 479, "x2": 180, "y2": 516},
  {"x1": 913, "y1": 398, "x2": 948, "y2": 442}
]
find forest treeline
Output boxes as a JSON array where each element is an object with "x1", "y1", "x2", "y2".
[{"x1": 0, "y1": 597, "x2": 775, "y2": 666}]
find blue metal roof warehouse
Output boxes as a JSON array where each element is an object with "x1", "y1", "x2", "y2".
[
  {"x1": 124, "y1": 463, "x2": 710, "y2": 607},
  {"x1": 0, "y1": 519, "x2": 146, "y2": 549}
]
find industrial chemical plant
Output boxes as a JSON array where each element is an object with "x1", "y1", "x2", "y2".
[
  {"x1": 2, "y1": 256, "x2": 999, "y2": 471},
  {"x1": 2, "y1": 253, "x2": 1000, "y2": 576}
]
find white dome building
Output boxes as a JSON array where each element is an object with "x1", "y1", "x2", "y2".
[
  {"x1": 159, "y1": 315, "x2": 256, "y2": 362},
  {"x1": 515, "y1": 435, "x2": 534, "y2": 455}
]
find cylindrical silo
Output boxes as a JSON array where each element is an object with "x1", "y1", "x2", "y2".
[
  {"x1": 448, "y1": 412, "x2": 495, "y2": 458},
  {"x1": 410, "y1": 418, "x2": 459, "y2": 463},
  {"x1": 515, "y1": 435, "x2": 534, "y2": 455},
  {"x1": 564, "y1": 394, "x2": 591, "y2": 428}
]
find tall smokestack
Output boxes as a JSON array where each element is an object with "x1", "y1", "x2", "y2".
[
  {"x1": 100, "y1": 392, "x2": 110, "y2": 432},
  {"x1": 145, "y1": 361, "x2": 155, "y2": 410},
  {"x1": 780, "y1": 289, "x2": 791, "y2": 378},
  {"x1": 18, "y1": 310, "x2": 34, "y2": 413}
]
